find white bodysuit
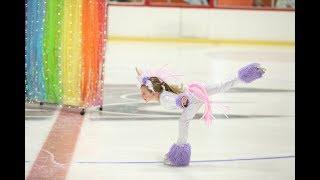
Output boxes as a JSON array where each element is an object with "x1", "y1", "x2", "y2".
[{"x1": 159, "y1": 78, "x2": 240, "y2": 145}]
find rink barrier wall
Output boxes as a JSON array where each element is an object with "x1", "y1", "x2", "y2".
[{"x1": 108, "y1": 6, "x2": 294, "y2": 46}]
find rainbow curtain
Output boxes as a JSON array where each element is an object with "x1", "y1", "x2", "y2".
[{"x1": 25, "y1": 0, "x2": 107, "y2": 107}]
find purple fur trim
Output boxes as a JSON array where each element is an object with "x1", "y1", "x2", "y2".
[
  {"x1": 175, "y1": 94, "x2": 189, "y2": 109},
  {"x1": 142, "y1": 77, "x2": 149, "y2": 85},
  {"x1": 238, "y1": 63, "x2": 264, "y2": 83},
  {"x1": 175, "y1": 96, "x2": 182, "y2": 108},
  {"x1": 167, "y1": 143, "x2": 191, "y2": 166}
]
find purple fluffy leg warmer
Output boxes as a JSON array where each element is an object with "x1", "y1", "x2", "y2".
[
  {"x1": 238, "y1": 63, "x2": 265, "y2": 83},
  {"x1": 167, "y1": 143, "x2": 191, "y2": 166}
]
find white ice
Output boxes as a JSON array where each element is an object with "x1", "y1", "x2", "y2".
[{"x1": 26, "y1": 42, "x2": 295, "y2": 180}]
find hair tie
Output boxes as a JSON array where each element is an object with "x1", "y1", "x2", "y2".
[{"x1": 160, "y1": 82, "x2": 166, "y2": 90}]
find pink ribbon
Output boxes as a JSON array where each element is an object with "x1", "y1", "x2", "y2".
[{"x1": 187, "y1": 83, "x2": 214, "y2": 126}]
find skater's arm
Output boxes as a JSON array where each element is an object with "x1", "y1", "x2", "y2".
[
  {"x1": 205, "y1": 78, "x2": 240, "y2": 95},
  {"x1": 206, "y1": 63, "x2": 266, "y2": 95}
]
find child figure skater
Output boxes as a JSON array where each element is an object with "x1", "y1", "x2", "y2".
[{"x1": 135, "y1": 63, "x2": 266, "y2": 167}]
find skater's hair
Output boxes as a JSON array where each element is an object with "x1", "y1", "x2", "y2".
[{"x1": 142, "y1": 77, "x2": 183, "y2": 94}]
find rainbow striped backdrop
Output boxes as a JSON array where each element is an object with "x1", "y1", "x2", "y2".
[{"x1": 25, "y1": 0, "x2": 107, "y2": 107}]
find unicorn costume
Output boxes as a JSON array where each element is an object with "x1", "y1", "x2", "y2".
[{"x1": 137, "y1": 63, "x2": 265, "y2": 167}]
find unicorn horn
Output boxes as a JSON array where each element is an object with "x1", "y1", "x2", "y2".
[{"x1": 135, "y1": 67, "x2": 142, "y2": 76}]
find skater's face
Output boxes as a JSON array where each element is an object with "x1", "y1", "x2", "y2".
[{"x1": 140, "y1": 86, "x2": 156, "y2": 102}]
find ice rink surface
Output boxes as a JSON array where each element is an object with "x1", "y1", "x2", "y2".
[{"x1": 26, "y1": 42, "x2": 295, "y2": 179}]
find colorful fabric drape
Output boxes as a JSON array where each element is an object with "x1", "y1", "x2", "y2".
[
  {"x1": 61, "y1": 0, "x2": 83, "y2": 106},
  {"x1": 25, "y1": 0, "x2": 107, "y2": 107},
  {"x1": 43, "y1": 0, "x2": 64, "y2": 104},
  {"x1": 25, "y1": 0, "x2": 47, "y2": 102},
  {"x1": 82, "y1": 0, "x2": 106, "y2": 107}
]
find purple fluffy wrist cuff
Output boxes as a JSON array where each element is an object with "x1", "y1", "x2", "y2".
[
  {"x1": 238, "y1": 63, "x2": 265, "y2": 83},
  {"x1": 167, "y1": 143, "x2": 191, "y2": 166}
]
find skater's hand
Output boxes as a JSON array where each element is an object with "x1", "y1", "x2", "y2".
[
  {"x1": 259, "y1": 66, "x2": 266, "y2": 74},
  {"x1": 181, "y1": 96, "x2": 189, "y2": 108}
]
